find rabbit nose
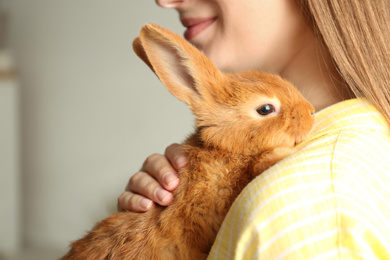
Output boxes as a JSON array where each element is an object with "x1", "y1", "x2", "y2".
[{"x1": 155, "y1": 0, "x2": 184, "y2": 8}]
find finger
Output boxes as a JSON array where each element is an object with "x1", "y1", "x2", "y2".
[
  {"x1": 129, "y1": 171, "x2": 175, "y2": 206},
  {"x1": 117, "y1": 191, "x2": 154, "y2": 212},
  {"x1": 141, "y1": 153, "x2": 180, "y2": 191},
  {"x1": 165, "y1": 143, "x2": 188, "y2": 170}
]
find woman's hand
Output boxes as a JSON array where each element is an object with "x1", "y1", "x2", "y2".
[{"x1": 118, "y1": 143, "x2": 188, "y2": 212}]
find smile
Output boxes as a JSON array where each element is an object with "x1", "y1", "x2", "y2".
[{"x1": 181, "y1": 17, "x2": 217, "y2": 41}]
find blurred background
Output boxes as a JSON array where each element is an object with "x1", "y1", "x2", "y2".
[{"x1": 0, "y1": 1, "x2": 193, "y2": 259}]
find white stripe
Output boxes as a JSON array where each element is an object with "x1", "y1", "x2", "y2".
[
  {"x1": 338, "y1": 209, "x2": 390, "y2": 252},
  {"x1": 333, "y1": 131, "x2": 390, "y2": 196},
  {"x1": 235, "y1": 177, "x2": 390, "y2": 259},
  {"x1": 242, "y1": 191, "x2": 335, "y2": 256},
  {"x1": 340, "y1": 247, "x2": 378, "y2": 260},
  {"x1": 229, "y1": 169, "x2": 327, "y2": 247},
  {"x1": 341, "y1": 198, "x2": 390, "y2": 249},
  {"x1": 342, "y1": 229, "x2": 382, "y2": 259},
  {"x1": 332, "y1": 131, "x2": 390, "y2": 206},
  {"x1": 337, "y1": 145, "x2": 390, "y2": 177},
  {"x1": 278, "y1": 151, "x2": 332, "y2": 169},
  {"x1": 246, "y1": 181, "x2": 334, "y2": 229},
  {"x1": 220, "y1": 153, "x2": 333, "y2": 259},
  {"x1": 338, "y1": 130, "x2": 390, "y2": 167},
  {"x1": 312, "y1": 112, "x2": 383, "y2": 136},
  {"x1": 301, "y1": 134, "x2": 339, "y2": 151},
  {"x1": 313, "y1": 101, "x2": 369, "y2": 131},
  {"x1": 217, "y1": 167, "x2": 328, "y2": 259},
  {"x1": 334, "y1": 158, "x2": 390, "y2": 214},
  {"x1": 310, "y1": 247, "x2": 378, "y2": 260},
  {"x1": 254, "y1": 209, "x2": 338, "y2": 257},
  {"x1": 234, "y1": 133, "x2": 337, "y2": 213},
  {"x1": 333, "y1": 177, "x2": 390, "y2": 233},
  {"x1": 254, "y1": 205, "x2": 390, "y2": 259},
  {"x1": 214, "y1": 157, "x2": 326, "y2": 259},
  {"x1": 274, "y1": 229, "x2": 339, "y2": 260},
  {"x1": 337, "y1": 193, "x2": 390, "y2": 234},
  {"x1": 308, "y1": 249, "x2": 339, "y2": 260}
]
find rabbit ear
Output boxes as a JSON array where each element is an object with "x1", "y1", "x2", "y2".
[
  {"x1": 135, "y1": 23, "x2": 222, "y2": 105},
  {"x1": 132, "y1": 37, "x2": 155, "y2": 73}
]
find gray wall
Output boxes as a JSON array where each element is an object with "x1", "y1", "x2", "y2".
[{"x1": 0, "y1": 0, "x2": 193, "y2": 258}]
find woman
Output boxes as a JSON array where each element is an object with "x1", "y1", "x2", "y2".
[{"x1": 119, "y1": 0, "x2": 390, "y2": 258}]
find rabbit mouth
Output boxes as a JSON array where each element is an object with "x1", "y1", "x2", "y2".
[{"x1": 294, "y1": 138, "x2": 303, "y2": 146}]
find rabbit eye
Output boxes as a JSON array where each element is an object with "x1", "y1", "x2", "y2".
[{"x1": 256, "y1": 104, "x2": 275, "y2": 116}]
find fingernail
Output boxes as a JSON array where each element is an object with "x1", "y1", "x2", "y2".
[
  {"x1": 163, "y1": 172, "x2": 179, "y2": 187},
  {"x1": 140, "y1": 198, "x2": 152, "y2": 209},
  {"x1": 175, "y1": 154, "x2": 188, "y2": 168},
  {"x1": 156, "y1": 188, "x2": 172, "y2": 203}
]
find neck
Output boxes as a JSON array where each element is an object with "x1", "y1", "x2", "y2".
[{"x1": 279, "y1": 29, "x2": 352, "y2": 112}]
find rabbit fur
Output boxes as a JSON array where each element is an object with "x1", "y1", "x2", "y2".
[{"x1": 62, "y1": 23, "x2": 315, "y2": 260}]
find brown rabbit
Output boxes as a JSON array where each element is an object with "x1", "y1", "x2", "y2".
[{"x1": 62, "y1": 23, "x2": 315, "y2": 260}]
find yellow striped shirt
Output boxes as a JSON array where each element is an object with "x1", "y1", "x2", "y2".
[{"x1": 209, "y1": 98, "x2": 390, "y2": 259}]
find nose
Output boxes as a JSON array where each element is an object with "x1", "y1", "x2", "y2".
[{"x1": 155, "y1": 0, "x2": 183, "y2": 8}]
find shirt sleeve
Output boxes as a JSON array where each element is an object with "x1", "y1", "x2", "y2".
[{"x1": 208, "y1": 129, "x2": 390, "y2": 260}]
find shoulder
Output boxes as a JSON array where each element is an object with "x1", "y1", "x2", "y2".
[
  {"x1": 209, "y1": 100, "x2": 390, "y2": 259},
  {"x1": 209, "y1": 128, "x2": 390, "y2": 259}
]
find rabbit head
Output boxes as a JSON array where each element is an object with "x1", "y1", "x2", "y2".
[{"x1": 133, "y1": 24, "x2": 315, "y2": 155}]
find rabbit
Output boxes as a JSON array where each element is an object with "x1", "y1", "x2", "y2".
[{"x1": 61, "y1": 23, "x2": 315, "y2": 260}]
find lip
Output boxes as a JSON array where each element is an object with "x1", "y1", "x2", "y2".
[{"x1": 181, "y1": 17, "x2": 217, "y2": 41}]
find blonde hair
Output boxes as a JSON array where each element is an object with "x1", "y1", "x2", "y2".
[{"x1": 297, "y1": 0, "x2": 390, "y2": 122}]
